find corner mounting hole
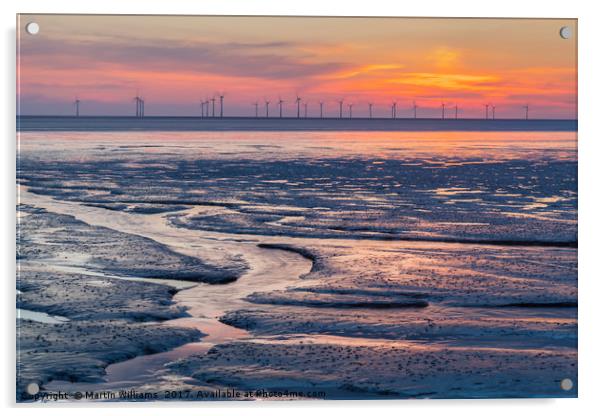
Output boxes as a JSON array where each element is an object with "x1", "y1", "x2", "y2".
[
  {"x1": 559, "y1": 26, "x2": 572, "y2": 39},
  {"x1": 26, "y1": 22, "x2": 40, "y2": 35},
  {"x1": 26, "y1": 382, "x2": 40, "y2": 395},
  {"x1": 560, "y1": 378, "x2": 573, "y2": 391}
]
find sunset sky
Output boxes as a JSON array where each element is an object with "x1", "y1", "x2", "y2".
[{"x1": 17, "y1": 15, "x2": 577, "y2": 118}]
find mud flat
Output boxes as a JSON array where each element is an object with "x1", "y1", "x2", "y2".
[
  {"x1": 17, "y1": 199, "x2": 578, "y2": 400},
  {"x1": 17, "y1": 320, "x2": 200, "y2": 401},
  {"x1": 18, "y1": 205, "x2": 246, "y2": 284},
  {"x1": 225, "y1": 243, "x2": 576, "y2": 348},
  {"x1": 19, "y1": 136, "x2": 577, "y2": 246},
  {"x1": 211, "y1": 241, "x2": 577, "y2": 397},
  {"x1": 16, "y1": 194, "x2": 314, "y2": 401},
  {"x1": 18, "y1": 267, "x2": 187, "y2": 322},
  {"x1": 169, "y1": 339, "x2": 576, "y2": 399},
  {"x1": 253, "y1": 243, "x2": 578, "y2": 307},
  {"x1": 16, "y1": 131, "x2": 578, "y2": 400},
  {"x1": 16, "y1": 205, "x2": 214, "y2": 400}
]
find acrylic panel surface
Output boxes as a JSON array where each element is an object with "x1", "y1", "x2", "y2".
[{"x1": 16, "y1": 15, "x2": 577, "y2": 402}]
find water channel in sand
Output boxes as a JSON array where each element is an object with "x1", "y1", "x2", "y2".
[{"x1": 20, "y1": 186, "x2": 313, "y2": 391}]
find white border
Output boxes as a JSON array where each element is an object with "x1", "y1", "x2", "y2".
[{"x1": 2, "y1": 1, "x2": 601, "y2": 415}]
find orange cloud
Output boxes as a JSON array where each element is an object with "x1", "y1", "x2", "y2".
[
  {"x1": 388, "y1": 72, "x2": 499, "y2": 91},
  {"x1": 320, "y1": 64, "x2": 406, "y2": 80},
  {"x1": 428, "y1": 47, "x2": 461, "y2": 70}
]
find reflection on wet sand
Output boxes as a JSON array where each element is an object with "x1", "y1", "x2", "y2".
[{"x1": 17, "y1": 131, "x2": 577, "y2": 399}]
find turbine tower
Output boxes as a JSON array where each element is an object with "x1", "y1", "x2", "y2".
[
  {"x1": 200, "y1": 99, "x2": 204, "y2": 118},
  {"x1": 319, "y1": 101, "x2": 324, "y2": 118},
  {"x1": 264, "y1": 99, "x2": 270, "y2": 118},
  {"x1": 295, "y1": 95, "x2": 301, "y2": 118},
  {"x1": 211, "y1": 96, "x2": 216, "y2": 117},
  {"x1": 413, "y1": 101, "x2": 418, "y2": 119},
  {"x1": 441, "y1": 103, "x2": 446, "y2": 120},
  {"x1": 524, "y1": 104, "x2": 529, "y2": 120},
  {"x1": 253, "y1": 102, "x2": 259, "y2": 118},
  {"x1": 74, "y1": 97, "x2": 80, "y2": 117},
  {"x1": 492, "y1": 104, "x2": 496, "y2": 120},
  {"x1": 454, "y1": 104, "x2": 458, "y2": 120},
  {"x1": 304, "y1": 102, "x2": 308, "y2": 118},
  {"x1": 219, "y1": 93, "x2": 224, "y2": 118},
  {"x1": 278, "y1": 97, "x2": 284, "y2": 118},
  {"x1": 133, "y1": 94, "x2": 141, "y2": 118},
  {"x1": 391, "y1": 101, "x2": 397, "y2": 119},
  {"x1": 338, "y1": 100, "x2": 344, "y2": 119},
  {"x1": 484, "y1": 104, "x2": 489, "y2": 120},
  {"x1": 348, "y1": 103, "x2": 353, "y2": 119},
  {"x1": 368, "y1": 103, "x2": 373, "y2": 119}
]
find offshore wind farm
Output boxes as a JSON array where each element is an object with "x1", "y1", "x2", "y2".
[
  {"x1": 35, "y1": 94, "x2": 537, "y2": 120},
  {"x1": 19, "y1": 93, "x2": 574, "y2": 132}
]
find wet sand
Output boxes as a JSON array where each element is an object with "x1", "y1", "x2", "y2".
[
  {"x1": 17, "y1": 131, "x2": 577, "y2": 400},
  {"x1": 19, "y1": 187, "x2": 576, "y2": 400},
  {"x1": 19, "y1": 187, "x2": 314, "y2": 398}
]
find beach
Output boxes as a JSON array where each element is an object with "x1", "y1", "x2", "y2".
[{"x1": 16, "y1": 125, "x2": 577, "y2": 400}]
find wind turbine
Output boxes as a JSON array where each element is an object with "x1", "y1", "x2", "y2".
[
  {"x1": 278, "y1": 97, "x2": 284, "y2": 118},
  {"x1": 484, "y1": 104, "x2": 490, "y2": 120},
  {"x1": 140, "y1": 96, "x2": 145, "y2": 118},
  {"x1": 368, "y1": 102, "x2": 373, "y2": 119},
  {"x1": 441, "y1": 102, "x2": 446, "y2": 120},
  {"x1": 524, "y1": 104, "x2": 529, "y2": 120},
  {"x1": 253, "y1": 101, "x2": 259, "y2": 118},
  {"x1": 338, "y1": 99, "x2": 344, "y2": 119},
  {"x1": 391, "y1": 101, "x2": 397, "y2": 119},
  {"x1": 211, "y1": 96, "x2": 216, "y2": 117},
  {"x1": 133, "y1": 93, "x2": 141, "y2": 117},
  {"x1": 295, "y1": 95, "x2": 301, "y2": 118},
  {"x1": 219, "y1": 93, "x2": 224, "y2": 118},
  {"x1": 348, "y1": 103, "x2": 353, "y2": 119},
  {"x1": 200, "y1": 99, "x2": 205, "y2": 118},
  {"x1": 319, "y1": 101, "x2": 324, "y2": 118},
  {"x1": 492, "y1": 104, "x2": 496, "y2": 120},
  {"x1": 413, "y1": 101, "x2": 418, "y2": 119},
  {"x1": 454, "y1": 104, "x2": 458, "y2": 120},
  {"x1": 74, "y1": 97, "x2": 81, "y2": 117},
  {"x1": 264, "y1": 98, "x2": 270, "y2": 118},
  {"x1": 204, "y1": 98, "x2": 210, "y2": 117},
  {"x1": 304, "y1": 102, "x2": 308, "y2": 118}
]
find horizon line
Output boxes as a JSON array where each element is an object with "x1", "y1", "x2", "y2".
[{"x1": 16, "y1": 115, "x2": 578, "y2": 122}]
